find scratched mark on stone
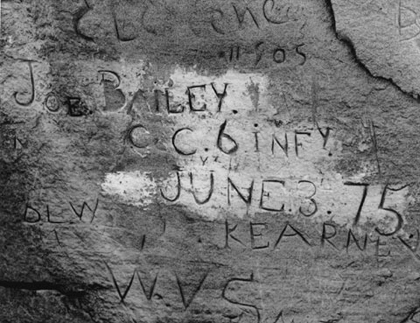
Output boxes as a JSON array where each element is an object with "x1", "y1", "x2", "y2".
[{"x1": 100, "y1": 67, "x2": 410, "y2": 235}]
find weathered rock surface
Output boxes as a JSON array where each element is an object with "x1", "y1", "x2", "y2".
[
  {"x1": 1, "y1": 0, "x2": 420, "y2": 322},
  {"x1": 330, "y1": 0, "x2": 420, "y2": 99}
]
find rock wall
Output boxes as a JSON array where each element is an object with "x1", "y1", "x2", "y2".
[{"x1": 1, "y1": 0, "x2": 420, "y2": 322}]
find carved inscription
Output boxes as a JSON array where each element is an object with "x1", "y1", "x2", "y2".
[
  {"x1": 223, "y1": 219, "x2": 398, "y2": 257},
  {"x1": 220, "y1": 43, "x2": 306, "y2": 66},
  {"x1": 223, "y1": 273, "x2": 261, "y2": 323},
  {"x1": 97, "y1": 69, "x2": 410, "y2": 238},
  {"x1": 3, "y1": 1, "x2": 420, "y2": 322},
  {"x1": 14, "y1": 61, "x2": 35, "y2": 107},
  {"x1": 158, "y1": 173, "x2": 407, "y2": 235},
  {"x1": 106, "y1": 265, "x2": 208, "y2": 309},
  {"x1": 398, "y1": 0, "x2": 420, "y2": 41},
  {"x1": 24, "y1": 199, "x2": 99, "y2": 224},
  {"x1": 44, "y1": 93, "x2": 60, "y2": 112},
  {"x1": 70, "y1": 0, "x2": 305, "y2": 62}
]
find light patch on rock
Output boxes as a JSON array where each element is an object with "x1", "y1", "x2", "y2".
[
  {"x1": 101, "y1": 67, "x2": 410, "y2": 234},
  {"x1": 101, "y1": 171, "x2": 157, "y2": 207}
]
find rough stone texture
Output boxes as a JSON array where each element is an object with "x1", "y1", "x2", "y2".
[
  {"x1": 330, "y1": 0, "x2": 420, "y2": 99},
  {"x1": 2, "y1": 0, "x2": 420, "y2": 323}
]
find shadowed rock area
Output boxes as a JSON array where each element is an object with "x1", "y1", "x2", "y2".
[{"x1": 1, "y1": 0, "x2": 420, "y2": 322}]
